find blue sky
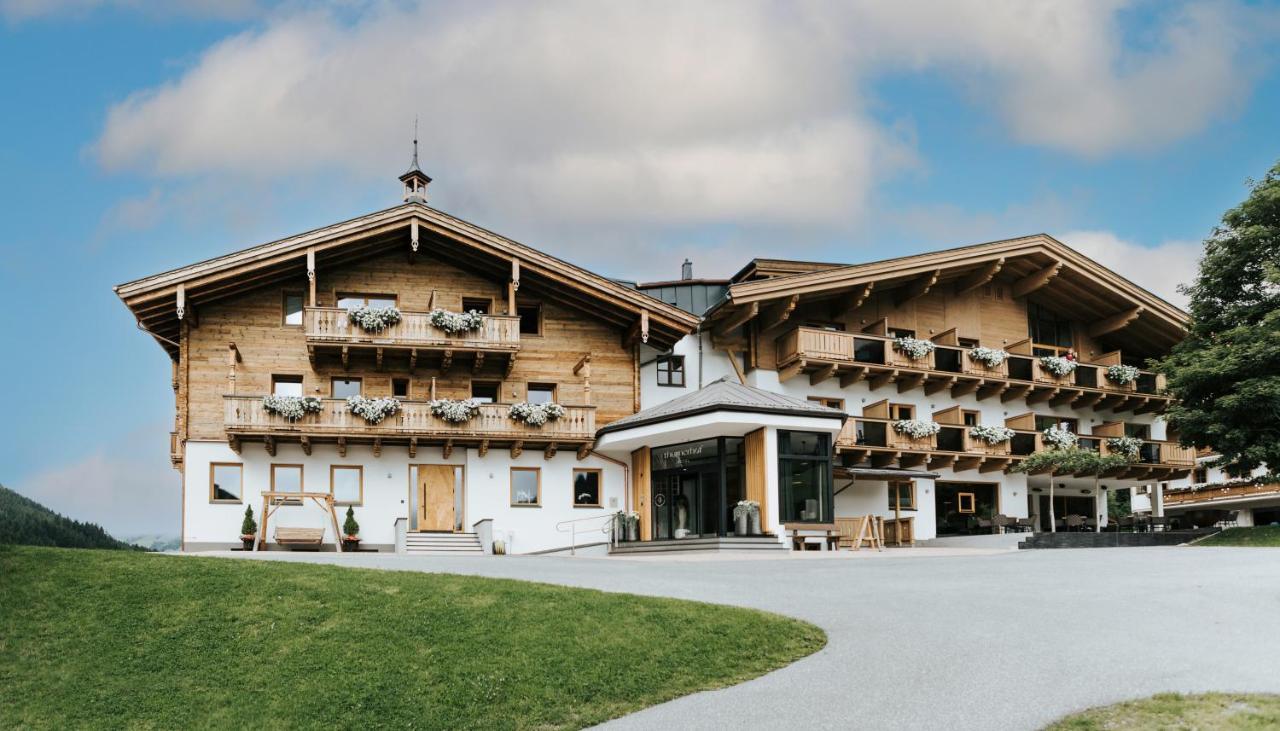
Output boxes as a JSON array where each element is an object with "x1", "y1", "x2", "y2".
[{"x1": 1, "y1": 0, "x2": 1277, "y2": 538}]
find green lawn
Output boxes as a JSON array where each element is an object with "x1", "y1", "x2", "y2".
[
  {"x1": 1046, "y1": 693, "x2": 1280, "y2": 730},
  {"x1": 1196, "y1": 526, "x2": 1280, "y2": 547},
  {"x1": 0, "y1": 546, "x2": 824, "y2": 730}
]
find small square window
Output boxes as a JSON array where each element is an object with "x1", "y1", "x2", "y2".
[
  {"x1": 462, "y1": 298, "x2": 491, "y2": 315},
  {"x1": 573, "y1": 469, "x2": 601, "y2": 507},
  {"x1": 656, "y1": 355, "x2": 685, "y2": 387},
  {"x1": 891, "y1": 403, "x2": 915, "y2": 421},
  {"x1": 471, "y1": 381, "x2": 500, "y2": 403},
  {"x1": 210, "y1": 463, "x2": 243, "y2": 503},
  {"x1": 330, "y1": 466, "x2": 362, "y2": 505},
  {"x1": 331, "y1": 378, "x2": 362, "y2": 399},
  {"x1": 272, "y1": 375, "x2": 304, "y2": 397},
  {"x1": 283, "y1": 294, "x2": 304, "y2": 326},
  {"x1": 962, "y1": 410, "x2": 979, "y2": 427},
  {"x1": 808, "y1": 396, "x2": 844, "y2": 411},
  {"x1": 272, "y1": 464, "x2": 303, "y2": 493},
  {"x1": 957, "y1": 337, "x2": 979, "y2": 348},
  {"x1": 527, "y1": 383, "x2": 556, "y2": 404},
  {"x1": 511, "y1": 468, "x2": 540, "y2": 506},
  {"x1": 889, "y1": 328, "x2": 916, "y2": 339},
  {"x1": 392, "y1": 378, "x2": 410, "y2": 398},
  {"x1": 888, "y1": 481, "x2": 915, "y2": 511},
  {"x1": 517, "y1": 304, "x2": 542, "y2": 335}
]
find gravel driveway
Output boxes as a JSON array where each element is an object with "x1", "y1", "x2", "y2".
[{"x1": 210, "y1": 547, "x2": 1280, "y2": 730}]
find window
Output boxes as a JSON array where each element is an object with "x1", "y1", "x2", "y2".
[
  {"x1": 338, "y1": 293, "x2": 397, "y2": 310},
  {"x1": 958, "y1": 337, "x2": 979, "y2": 348},
  {"x1": 572, "y1": 469, "x2": 601, "y2": 507},
  {"x1": 511, "y1": 468, "x2": 541, "y2": 506},
  {"x1": 330, "y1": 466, "x2": 362, "y2": 505},
  {"x1": 962, "y1": 410, "x2": 980, "y2": 427},
  {"x1": 1035, "y1": 415, "x2": 1078, "y2": 433},
  {"x1": 283, "y1": 293, "x2": 304, "y2": 326},
  {"x1": 392, "y1": 378, "x2": 410, "y2": 398},
  {"x1": 209, "y1": 463, "x2": 243, "y2": 503},
  {"x1": 1028, "y1": 303, "x2": 1073, "y2": 356},
  {"x1": 461, "y1": 297, "x2": 491, "y2": 315},
  {"x1": 1193, "y1": 466, "x2": 1208, "y2": 484},
  {"x1": 271, "y1": 464, "x2": 303, "y2": 493},
  {"x1": 471, "y1": 381, "x2": 500, "y2": 403},
  {"x1": 808, "y1": 396, "x2": 845, "y2": 411},
  {"x1": 889, "y1": 327, "x2": 916, "y2": 339},
  {"x1": 331, "y1": 377, "x2": 362, "y2": 398},
  {"x1": 656, "y1": 355, "x2": 686, "y2": 387},
  {"x1": 272, "y1": 375, "x2": 304, "y2": 397},
  {"x1": 527, "y1": 383, "x2": 556, "y2": 404},
  {"x1": 890, "y1": 403, "x2": 915, "y2": 421},
  {"x1": 888, "y1": 481, "x2": 916, "y2": 511},
  {"x1": 777, "y1": 431, "x2": 833, "y2": 523},
  {"x1": 1125, "y1": 423, "x2": 1151, "y2": 439},
  {"x1": 517, "y1": 303, "x2": 542, "y2": 335}
]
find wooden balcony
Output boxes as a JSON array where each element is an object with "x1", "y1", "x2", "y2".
[
  {"x1": 776, "y1": 325, "x2": 1170, "y2": 414},
  {"x1": 169, "y1": 430, "x2": 183, "y2": 468},
  {"x1": 1165, "y1": 481, "x2": 1280, "y2": 507},
  {"x1": 304, "y1": 307, "x2": 520, "y2": 371},
  {"x1": 224, "y1": 395, "x2": 596, "y2": 457}
]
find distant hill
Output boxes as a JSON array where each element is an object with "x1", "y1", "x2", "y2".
[
  {"x1": 123, "y1": 534, "x2": 181, "y2": 552},
  {"x1": 0, "y1": 485, "x2": 142, "y2": 550}
]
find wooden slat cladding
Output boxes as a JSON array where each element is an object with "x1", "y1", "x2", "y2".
[
  {"x1": 631, "y1": 446, "x2": 651, "y2": 541},
  {"x1": 185, "y1": 249, "x2": 638, "y2": 441},
  {"x1": 744, "y1": 428, "x2": 768, "y2": 529}
]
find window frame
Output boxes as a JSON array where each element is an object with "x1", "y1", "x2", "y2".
[
  {"x1": 329, "y1": 465, "x2": 364, "y2": 506},
  {"x1": 510, "y1": 467, "x2": 542, "y2": 507},
  {"x1": 271, "y1": 464, "x2": 305, "y2": 494},
  {"x1": 776, "y1": 430, "x2": 834, "y2": 524},
  {"x1": 392, "y1": 377, "x2": 410, "y2": 399},
  {"x1": 282, "y1": 292, "x2": 305, "y2": 328},
  {"x1": 526, "y1": 382, "x2": 558, "y2": 404},
  {"x1": 461, "y1": 297, "x2": 493, "y2": 315},
  {"x1": 890, "y1": 403, "x2": 915, "y2": 421},
  {"x1": 209, "y1": 462, "x2": 244, "y2": 504},
  {"x1": 572, "y1": 468, "x2": 603, "y2": 508},
  {"x1": 330, "y1": 377, "x2": 363, "y2": 399},
  {"x1": 888, "y1": 481, "x2": 916, "y2": 511},
  {"x1": 808, "y1": 396, "x2": 845, "y2": 411},
  {"x1": 656, "y1": 354, "x2": 686, "y2": 387},
  {"x1": 272, "y1": 374, "x2": 305, "y2": 397},
  {"x1": 516, "y1": 302, "x2": 543, "y2": 336},
  {"x1": 470, "y1": 380, "x2": 502, "y2": 403},
  {"x1": 957, "y1": 491, "x2": 976, "y2": 514},
  {"x1": 962, "y1": 409, "x2": 980, "y2": 427}
]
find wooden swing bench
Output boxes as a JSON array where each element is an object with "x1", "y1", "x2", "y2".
[{"x1": 257, "y1": 491, "x2": 345, "y2": 552}]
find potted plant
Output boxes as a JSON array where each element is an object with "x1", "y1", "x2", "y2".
[
  {"x1": 732, "y1": 500, "x2": 754, "y2": 536},
  {"x1": 342, "y1": 507, "x2": 360, "y2": 551},
  {"x1": 625, "y1": 512, "x2": 640, "y2": 542},
  {"x1": 892, "y1": 419, "x2": 942, "y2": 439},
  {"x1": 239, "y1": 506, "x2": 257, "y2": 550}
]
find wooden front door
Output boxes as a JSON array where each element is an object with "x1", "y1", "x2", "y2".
[{"x1": 418, "y1": 465, "x2": 456, "y2": 532}]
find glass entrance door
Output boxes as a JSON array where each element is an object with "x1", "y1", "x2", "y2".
[{"x1": 652, "y1": 472, "x2": 704, "y2": 540}]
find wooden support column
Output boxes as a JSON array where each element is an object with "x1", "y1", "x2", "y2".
[
  {"x1": 574, "y1": 354, "x2": 592, "y2": 406},
  {"x1": 508, "y1": 258, "x2": 520, "y2": 315},
  {"x1": 745, "y1": 428, "x2": 768, "y2": 532},
  {"x1": 226, "y1": 342, "x2": 241, "y2": 395},
  {"x1": 632, "y1": 446, "x2": 651, "y2": 541},
  {"x1": 306, "y1": 247, "x2": 316, "y2": 306}
]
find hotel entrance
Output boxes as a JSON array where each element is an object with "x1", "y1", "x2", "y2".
[{"x1": 650, "y1": 438, "x2": 744, "y2": 539}]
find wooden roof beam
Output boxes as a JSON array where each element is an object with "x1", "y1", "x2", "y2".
[
  {"x1": 893, "y1": 269, "x2": 941, "y2": 306},
  {"x1": 828, "y1": 282, "x2": 874, "y2": 319},
  {"x1": 1088, "y1": 306, "x2": 1144, "y2": 337},
  {"x1": 953, "y1": 258, "x2": 1005, "y2": 296},
  {"x1": 758, "y1": 295, "x2": 799, "y2": 332},
  {"x1": 713, "y1": 302, "x2": 759, "y2": 338},
  {"x1": 1012, "y1": 261, "x2": 1062, "y2": 298}
]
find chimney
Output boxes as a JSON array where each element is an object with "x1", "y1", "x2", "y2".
[{"x1": 681, "y1": 259, "x2": 693, "y2": 281}]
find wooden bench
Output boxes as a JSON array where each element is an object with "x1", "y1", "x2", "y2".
[
  {"x1": 784, "y1": 522, "x2": 841, "y2": 551},
  {"x1": 274, "y1": 527, "x2": 325, "y2": 550}
]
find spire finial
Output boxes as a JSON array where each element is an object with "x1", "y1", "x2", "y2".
[
  {"x1": 411, "y1": 116, "x2": 420, "y2": 171},
  {"x1": 399, "y1": 117, "x2": 432, "y2": 203}
]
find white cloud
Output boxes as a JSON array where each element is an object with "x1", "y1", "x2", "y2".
[{"x1": 1058, "y1": 229, "x2": 1201, "y2": 309}]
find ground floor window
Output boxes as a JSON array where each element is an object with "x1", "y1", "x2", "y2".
[
  {"x1": 573, "y1": 469, "x2": 601, "y2": 507},
  {"x1": 889, "y1": 481, "x2": 915, "y2": 511},
  {"x1": 209, "y1": 463, "x2": 243, "y2": 503},
  {"x1": 777, "y1": 431, "x2": 832, "y2": 524},
  {"x1": 511, "y1": 468, "x2": 540, "y2": 506},
  {"x1": 271, "y1": 464, "x2": 303, "y2": 493},
  {"x1": 935, "y1": 481, "x2": 998, "y2": 535},
  {"x1": 330, "y1": 465, "x2": 362, "y2": 505}
]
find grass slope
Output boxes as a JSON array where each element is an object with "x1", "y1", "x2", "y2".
[
  {"x1": 1046, "y1": 692, "x2": 1280, "y2": 730},
  {"x1": 1197, "y1": 526, "x2": 1280, "y2": 547},
  {"x1": 0, "y1": 485, "x2": 137, "y2": 550},
  {"x1": 0, "y1": 546, "x2": 824, "y2": 729}
]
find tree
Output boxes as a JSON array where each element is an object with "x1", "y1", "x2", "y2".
[
  {"x1": 343, "y1": 507, "x2": 360, "y2": 538},
  {"x1": 1011, "y1": 449, "x2": 1132, "y2": 532},
  {"x1": 240, "y1": 506, "x2": 257, "y2": 537},
  {"x1": 1157, "y1": 162, "x2": 1280, "y2": 473}
]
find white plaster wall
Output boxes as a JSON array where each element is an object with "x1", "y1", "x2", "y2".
[{"x1": 638, "y1": 332, "x2": 737, "y2": 410}]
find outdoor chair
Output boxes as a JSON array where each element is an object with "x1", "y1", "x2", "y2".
[
  {"x1": 992, "y1": 514, "x2": 1013, "y2": 534},
  {"x1": 1149, "y1": 516, "x2": 1171, "y2": 532},
  {"x1": 1015, "y1": 516, "x2": 1036, "y2": 533},
  {"x1": 975, "y1": 516, "x2": 994, "y2": 534},
  {"x1": 1064, "y1": 515, "x2": 1087, "y2": 532}
]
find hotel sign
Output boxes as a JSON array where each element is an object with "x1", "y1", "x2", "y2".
[{"x1": 651, "y1": 439, "x2": 719, "y2": 471}]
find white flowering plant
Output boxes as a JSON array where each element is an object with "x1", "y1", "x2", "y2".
[
  {"x1": 892, "y1": 336, "x2": 935, "y2": 361},
  {"x1": 1105, "y1": 364, "x2": 1141, "y2": 385},
  {"x1": 892, "y1": 419, "x2": 941, "y2": 439},
  {"x1": 1105, "y1": 435, "x2": 1143, "y2": 461},
  {"x1": 347, "y1": 305, "x2": 402, "y2": 332},
  {"x1": 968, "y1": 424, "x2": 1016, "y2": 444},
  {"x1": 1042, "y1": 424, "x2": 1078, "y2": 450},
  {"x1": 428, "y1": 308, "x2": 486, "y2": 334},
  {"x1": 262, "y1": 394, "x2": 323, "y2": 422},
  {"x1": 508, "y1": 401, "x2": 566, "y2": 427},
  {"x1": 968, "y1": 347, "x2": 1008, "y2": 368},
  {"x1": 733, "y1": 500, "x2": 760, "y2": 520},
  {"x1": 1039, "y1": 355, "x2": 1077, "y2": 377},
  {"x1": 428, "y1": 398, "x2": 481, "y2": 424},
  {"x1": 346, "y1": 395, "x2": 401, "y2": 424}
]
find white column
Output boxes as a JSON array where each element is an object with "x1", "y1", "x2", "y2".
[{"x1": 1151, "y1": 482, "x2": 1165, "y2": 518}]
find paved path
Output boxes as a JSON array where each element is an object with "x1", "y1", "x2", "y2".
[{"x1": 207, "y1": 547, "x2": 1280, "y2": 730}]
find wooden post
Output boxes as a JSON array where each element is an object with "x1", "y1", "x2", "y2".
[
  {"x1": 508, "y1": 258, "x2": 520, "y2": 315},
  {"x1": 176, "y1": 283, "x2": 185, "y2": 321},
  {"x1": 430, "y1": 377, "x2": 437, "y2": 400},
  {"x1": 574, "y1": 354, "x2": 592, "y2": 406},
  {"x1": 306, "y1": 247, "x2": 316, "y2": 306},
  {"x1": 227, "y1": 342, "x2": 240, "y2": 395},
  {"x1": 328, "y1": 495, "x2": 343, "y2": 553},
  {"x1": 257, "y1": 494, "x2": 269, "y2": 551}
]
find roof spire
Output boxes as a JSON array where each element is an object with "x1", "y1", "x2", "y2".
[{"x1": 399, "y1": 116, "x2": 432, "y2": 204}]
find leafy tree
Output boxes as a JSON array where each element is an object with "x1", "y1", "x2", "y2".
[
  {"x1": 1011, "y1": 449, "x2": 1133, "y2": 531},
  {"x1": 343, "y1": 507, "x2": 360, "y2": 538},
  {"x1": 240, "y1": 506, "x2": 257, "y2": 537},
  {"x1": 1158, "y1": 162, "x2": 1280, "y2": 473}
]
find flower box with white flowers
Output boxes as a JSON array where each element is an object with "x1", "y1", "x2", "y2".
[
  {"x1": 966, "y1": 346, "x2": 1009, "y2": 376},
  {"x1": 889, "y1": 336, "x2": 935, "y2": 368},
  {"x1": 1037, "y1": 355, "x2": 1078, "y2": 384},
  {"x1": 966, "y1": 424, "x2": 1016, "y2": 456},
  {"x1": 1105, "y1": 364, "x2": 1141, "y2": 391},
  {"x1": 890, "y1": 419, "x2": 941, "y2": 449}
]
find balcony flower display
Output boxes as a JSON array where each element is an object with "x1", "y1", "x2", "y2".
[
  {"x1": 967, "y1": 347, "x2": 1008, "y2": 368},
  {"x1": 347, "y1": 305, "x2": 402, "y2": 332},
  {"x1": 892, "y1": 336, "x2": 935, "y2": 361},
  {"x1": 428, "y1": 398, "x2": 481, "y2": 424},
  {"x1": 262, "y1": 394, "x2": 323, "y2": 422},
  {"x1": 968, "y1": 424, "x2": 1016, "y2": 444},
  {"x1": 1042, "y1": 424, "x2": 1078, "y2": 450},
  {"x1": 428, "y1": 308, "x2": 486, "y2": 334},
  {"x1": 1039, "y1": 355, "x2": 1077, "y2": 377},
  {"x1": 1105, "y1": 364, "x2": 1141, "y2": 385},
  {"x1": 346, "y1": 395, "x2": 401, "y2": 424},
  {"x1": 1105, "y1": 435, "x2": 1143, "y2": 461},
  {"x1": 508, "y1": 401, "x2": 566, "y2": 427},
  {"x1": 892, "y1": 419, "x2": 941, "y2": 439}
]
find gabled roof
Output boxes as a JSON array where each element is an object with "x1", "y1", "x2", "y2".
[
  {"x1": 115, "y1": 202, "x2": 700, "y2": 356},
  {"x1": 597, "y1": 376, "x2": 846, "y2": 435},
  {"x1": 707, "y1": 233, "x2": 1189, "y2": 355}
]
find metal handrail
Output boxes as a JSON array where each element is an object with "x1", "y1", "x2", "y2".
[{"x1": 555, "y1": 513, "x2": 618, "y2": 555}]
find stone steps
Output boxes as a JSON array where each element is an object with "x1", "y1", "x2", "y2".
[
  {"x1": 609, "y1": 536, "x2": 787, "y2": 555},
  {"x1": 404, "y1": 532, "x2": 484, "y2": 554}
]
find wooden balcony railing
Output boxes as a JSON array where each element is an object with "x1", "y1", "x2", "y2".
[
  {"x1": 224, "y1": 396, "x2": 595, "y2": 443},
  {"x1": 1165, "y1": 481, "x2": 1280, "y2": 507},
  {"x1": 836, "y1": 417, "x2": 936, "y2": 452},
  {"x1": 304, "y1": 307, "x2": 521, "y2": 352}
]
